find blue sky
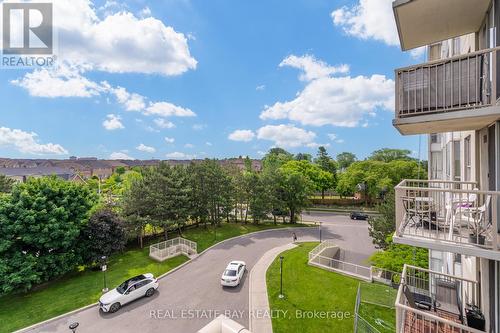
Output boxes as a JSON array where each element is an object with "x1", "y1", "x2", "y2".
[{"x1": 0, "y1": 0, "x2": 427, "y2": 160}]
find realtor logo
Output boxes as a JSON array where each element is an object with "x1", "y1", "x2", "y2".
[
  {"x1": 1, "y1": 2, "x2": 55, "y2": 68},
  {"x1": 2, "y1": 3, "x2": 53, "y2": 54}
]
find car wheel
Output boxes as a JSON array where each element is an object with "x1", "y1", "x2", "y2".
[
  {"x1": 145, "y1": 288, "x2": 155, "y2": 297},
  {"x1": 109, "y1": 302, "x2": 121, "y2": 313}
]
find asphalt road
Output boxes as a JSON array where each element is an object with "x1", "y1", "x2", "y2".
[{"x1": 25, "y1": 213, "x2": 375, "y2": 333}]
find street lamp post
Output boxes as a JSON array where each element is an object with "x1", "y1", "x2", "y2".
[
  {"x1": 69, "y1": 322, "x2": 79, "y2": 333},
  {"x1": 319, "y1": 222, "x2": 322, "y2": 243},
  {"x1": 101, "y1": 255, "x2": 108, "y2": 293},
  {"x1": 279, "y1": 256, "x2": 284, "y2": 299}
]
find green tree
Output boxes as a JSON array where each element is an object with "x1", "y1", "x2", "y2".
[
  {"x1": 369, "y1": 148, "x2": 413, "y2": 163},
  {"x1": 278, "y1": 169, "x2": 313, "y2": 223},
  {"x1": 247, "y1": 172, "x2": 272, "y2": 223},
  {"x1": 295, "y1": 153, "x2": 312, "y2": 162},
  {"x1": 336, "y1": 159, "x2": 421, "y2": 203},
  {"x1": 0, "y1": 174, "x2": 14, "y2": 193},
  {"x1": 262, "y1": 148, "x2": 294, "y2": 170},
  {"x1": 80, "y1": 208, "x2": 127, "y2": 264},
  {"x1": 282, "y1": 160, "x2": 335, "y2": 200},
  {"x1": 370, "y1": 236, "x2": 428, "y2": 273},
  {"x1": 0, "y1": 177, "x2": 96, "y2": 293},
  {"x1": 336, "y1": 152, "x2": 357, "y2": 171},
  {"x1": 368, "y1": 192, "x2": 396, "y2": 249}
]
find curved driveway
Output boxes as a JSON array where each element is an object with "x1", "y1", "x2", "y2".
[{"x1": 26, "y1": 213, "x2": 375, "y2": 333}]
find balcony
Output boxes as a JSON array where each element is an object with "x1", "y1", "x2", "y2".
[
  {"x1": 393, "y1": 47, "x2": 500, "y2": 135},
  {"x1": 394, "y1": 180, "x2": 500, "y2": 261},
  {"x1": 396, "y1": 264, "x2": 484, "y2": 333},
  {"x1": 393, "y1": 0, "x2": 490, "y2": 51}
]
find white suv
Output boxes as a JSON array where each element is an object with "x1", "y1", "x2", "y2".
[
  {"x1": 221, "y1": 261, "x2": 246, "y2": 287},
  {"x1": 99, "y1": 273, "x2": 159, "y2": 313}
]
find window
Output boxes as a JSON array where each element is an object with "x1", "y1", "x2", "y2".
[
  {"x1": 430, "y1": 152, "x2": 443, "y2": 179},
  {"x1": 430, "y1": 134, "x2": 440, "y2": 144},
  {"x1": 453, "y1": 141, "x2": 461, "y2": 181},
  {"x1": 464, "y1": 136, "x2": 472, "y2": 181}
]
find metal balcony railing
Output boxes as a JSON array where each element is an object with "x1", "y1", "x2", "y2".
[
  {"x1": 395, "y1": 47, "x2": 500, "y2": 118},
  {"x1": 394, "y1": 179, "x2": 500, "y2": 253},
  {"x1": 396, "y1": 264, "x2": 483, "y2": 333}
]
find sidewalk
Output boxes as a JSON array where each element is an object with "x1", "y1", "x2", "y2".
[{"x1": 248, "y1": 242, "x2": 297, "y2": 333}]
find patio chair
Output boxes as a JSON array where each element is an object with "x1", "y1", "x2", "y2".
[
  {"x1": 454, "y1": 195, "x2": 491, "y2": 230},
  {"x1": 401, "y1": 196, "x2": 421, "y2": 232}
]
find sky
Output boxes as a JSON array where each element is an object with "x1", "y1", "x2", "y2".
[{"x1": 0, "y1": 0, "x2": 428, "y2": 161}]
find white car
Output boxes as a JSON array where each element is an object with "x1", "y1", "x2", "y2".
[
  {"x1": 221, "y1": 261, "x2": 246, "y2": 287},
  {"x1": 99, "y1": 273, "x2": 159, "y2": 313}
]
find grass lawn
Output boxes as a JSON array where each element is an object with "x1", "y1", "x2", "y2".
[
  {"x1": 183, "y1": 221, "x2": 310, "y2": 252},
  {"x1": 0, "y1": 221, "x2": 307, "y2": 333},
  {"x1": 267, "y1": 242, "x2": 396, "y2": 333}
]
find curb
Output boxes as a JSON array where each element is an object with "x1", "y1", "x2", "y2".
[
  {"x1": 14, "y1": 226, "x2": 314, "y2": 333},
  {"x1": 248, "y1": 243, "x2": 298, "y2": 333}
]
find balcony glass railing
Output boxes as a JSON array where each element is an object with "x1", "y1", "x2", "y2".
[
  {"x1": 395, "y1": 47, "x2": 500, "y2": 118},
  {"x1": 394, "y1": 179, "x2": 500, "y2": 252}
]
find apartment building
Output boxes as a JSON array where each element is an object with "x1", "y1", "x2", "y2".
[{"x1": 391, "y1": 1, "x2": 500, "y2": 332}]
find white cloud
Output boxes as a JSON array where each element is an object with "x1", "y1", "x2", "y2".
[
  {"x1": 331, "y1": 0, "x2": 399, "y2": 46},
  {"x1": 112, "y1": 86, "x2": 146, "y2": 111},
  {"x1": 206, "y1": 142, "x2": 212, "y2": 146},
  {"x1": 11, "y1": 65, "x2": 105, "y2": 98},
  {"x1": 256, "y1": 124, "x2": 317, "y2": 148},
  {"x1": 102, "y1": 114, "x2": 124, "y2": 130},
  {"x1": 165, "y1": 152, "x2": 195, "y2": 159},
  {"x1": 54, "y1": 0, "x2": 196, "y2": 75},
  {"x1": 165, "y1": 137, "x2": 175, "y2": 144},
  {"x1": 110, "y1": 152, "x2": 134, "y2": 160},
  {"x1": 331, "y1": 0, "x2": 425, "y2": 57},
  {"x1": 184, "y1": 143, "x2": 194, "y2": 148},
  {"x1": 136, "y1": 143, "x2": 156, "y2": 153},
  {"x1": 0, "y1": 127, "x2": 68, "y2": 155},
  {"x1": 145, "y1": 102, "x2": 196, "y2": 118},
  {"x1": 154, "y1": 118, "x2": 176, "y2": 129},
  {"x1": 139, "y1": 6, "x2": 152, "y2": 18},
  {"x1": 228, "y1": 130, "x2": 255, "y2": 142},
  {"x1": 256, "y1": 84, "x2": 266, "y2": 91},
  {"x1": 280, "y1": 55, "x2": 349, "y2": 81},
  {"x1": 261, "y1": 56, "x2": 394, "y2": 127}
]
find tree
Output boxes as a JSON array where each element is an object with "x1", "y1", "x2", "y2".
[
  {"x1": 278, "y1": 169, "x2": 313, "y2": 223},
  {"x1": 0, "y1": 177, "x2": 96, "y2": 293},
  {"x1": 80, "y1": 208, "x2": 127, "y2": 264},
  {"x1": 368, "y1": 192, "x2": 396, "y2": 249},
  {"x1": 295, "y1": 153, "x2": 312, "y2": 162},
  {"x1": 0, "y1": 174, "x2": 14, "y2": 193},
  {"x1": 121, "y1": 168, "x2": 154, "y2": 248},
  {"x1": 282, "y1": 160, "x2": 335, "y2": 200},
  {"x1": 262, "y1": 148, "x2": 294, "y2": 170},
  {"x1": 369, "y1": 148, "x2": 413, "y2": 163},
  {"x1": 336, "y1": 159, "x2": 421, "y2": 203},
  {"x1": 370, "y1": 236, "x2": 428, "y2": 273},
  {"x1": 247, "y1": 172, "x2": 272, "y2": 223},
  {"x1": 336, "y1": 152, "x2": 357, "y2": 171}
]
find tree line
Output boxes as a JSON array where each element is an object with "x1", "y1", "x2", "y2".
[{"x1": 0, "y1": 146, "x2": 425, "y2": 293}]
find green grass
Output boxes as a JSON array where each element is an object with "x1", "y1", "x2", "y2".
[
  {"x1": 182, "y1": 221, "x2": 309, "y2": 253},
  {"x1": 267, "y1": 242, "x2": 396, "y2": 333},
  {"x1": 0, "y1": 221, "x2": 307, "y2": 333}
]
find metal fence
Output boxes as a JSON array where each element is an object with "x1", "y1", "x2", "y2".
[
  {"x1": 149, "y1": 237, "x2": 197, "y2": 261},
  {"x1": 355, "y1": 283, "x2": 397, "y2": 333}
]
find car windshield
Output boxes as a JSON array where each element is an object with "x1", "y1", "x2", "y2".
[{"x1": 224, "y1": 269, "x2": 237, "y2": 277}]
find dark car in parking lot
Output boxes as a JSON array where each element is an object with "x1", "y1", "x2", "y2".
[{"x1": 350, "y1": 211, "x2": 369, "y2": 220}]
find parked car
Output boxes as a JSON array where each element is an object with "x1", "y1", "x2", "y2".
[
  {"x1": 99, "y1": 273, "x2": 159, "y2": 313},
  {"x1": 221, "y1": 261, "x2": 246, "y2": 287},
  {"x1": 350, "y1": 211, "x2": 369, "y2": 220}
]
